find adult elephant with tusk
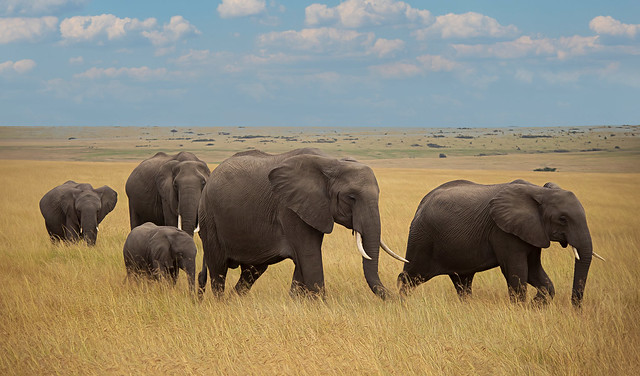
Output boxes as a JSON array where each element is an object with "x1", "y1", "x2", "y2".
[
  {"x1": 39, "y1": 181, "x2": 117, "y2": 245},
  {"x1": 126, "y1": 152, "x2": 210, "y2": 237},
  {"x1": 197, "y1": 148, "x2": 406, "y2": 300},
  {"x1": 398, "y1": 179, "x2": 604, "y2": 307}
]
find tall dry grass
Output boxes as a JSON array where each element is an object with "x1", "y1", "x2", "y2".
[{"x1": 0, "y1": 160, "x2": 639, "y2": 375}]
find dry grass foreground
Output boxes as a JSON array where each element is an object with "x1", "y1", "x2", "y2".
[{"x1": 1, "y1": 159, "x2": 639, "y2": 375}]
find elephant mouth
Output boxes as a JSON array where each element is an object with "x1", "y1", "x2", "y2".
[{"x1": 560, "y1": 240, "x2": 568, "y2": 248}]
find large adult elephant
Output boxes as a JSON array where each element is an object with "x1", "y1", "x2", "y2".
[
  {"x1": 398, "y1": 179, "x2": 604, "y2": 307},
  {"x1": 39, "y1": 181, "x2": 117, "y2": 245},
  {"x1": 126, "y1": 152, "x2": 210, "y2": 237},
  {"x1": 197, "y1": 148, "x2": 406, "y2": 300}
]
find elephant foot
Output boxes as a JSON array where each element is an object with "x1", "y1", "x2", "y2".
[{"x1": 289, "y1": 281, "x2": 325, "y2": 300}]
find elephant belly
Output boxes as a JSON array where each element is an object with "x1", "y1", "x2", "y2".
[{"x1": 431, "y1": 242, "x2": 498, "y2": 276}]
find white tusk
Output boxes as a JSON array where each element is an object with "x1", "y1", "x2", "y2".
[
  {"x1": 380, "y1": 240, "x2": 409, "y2": 263},
  {"x1": 571, "y1": 246, "x2": 580, "y2": 261},
  {"x1": 355, "y1": 232, "x2": 372, "y2": 260},
  {"x1": 593, "y1": 252, "x2": 606, "y2": 261},
  {"x1": 178, "y1": 215, "x2": 182, "y2": 231},
  {"x1": 194, "y1": 224, "x2": 200, "y2": 233},
  {"x1": 96, "y1": 226, "x2": 99, "y2": 232}
]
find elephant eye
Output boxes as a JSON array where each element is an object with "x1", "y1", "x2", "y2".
[{"x1": 559, "y1": 215, "x2": 568, "y2": 224}]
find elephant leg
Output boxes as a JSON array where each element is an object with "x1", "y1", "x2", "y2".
[
  {"x1": 234, "y1": 264, "x2": 269, "y2": 295},
  {"x1": 282, "y1": 214, "x2": 325, "y2": 298},
  {"x1": 197, "y1": 257, "x2": 208, "y2": 296},
  {"x1": 449, "y1": 273, "x2": 475, "y2": 299},
  {"x1": 527, "y1": 250, "x2": 555, "y2": 304},
  {"x1": 499, "y1": 260, "x2": 528, "y2": 303},
  {"x1": 170, "y1": 260, "x2": 179, "y2": 285},
  {"x1": 129, "y1": 206, "x2": 143, "y2": 230},
  {"x1": 289, "y1": 263, "x2": 305, "y2": 298}
]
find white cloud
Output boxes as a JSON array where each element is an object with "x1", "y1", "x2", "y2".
[
  {"x1": 258, "y1": 27, "x2": 375, "y2": 53},
  {"x1": 416, "y1": 54, "x2": 459, "y2": 71},
  {"x1": 60, "y1": 14, "x2": 157, "y2": 42},
  {"x1": 414, "y1": 12, "x2": 518, "y2": 39},
  {"x1": 0, "y1": 59, "x2": 36, "y2": 73},
  {"x1": 218, "y1": 0, "x2": 266, "y2": 18},
  {"x1": 369, "y1": 38, "x2": 404, "y2": 57},
  {"x1": 0, "y1": 16, "x2": 57, "y2": 43},
  {"x1": 69, "y1": 56, "x2": 83, "y2": 64},
  {"x1": 74, "y1": 66, "x2": 168, "y2": 81},
  {"x1": 305, "y1": 0, "x2": 431, "y2": 28},
  {"x1": 452, "y1": 35, "x2": 600, "y2": 60},
  {"x1": 370, "y1": 62, "x2": 422, "y2": 79},
  {"x1": 1, "y1": 0, "x2": 88, "y2": 15},
  {"x1": 515, "y1": 69, "x2": 533, "y2": 83},
  {"x1": 589, "y1": 16, "x2": 639, "y2": 38},
  {"x1": 141, "y1": 15, "x2": 200, "y2": 46},
  {"x1": 370, "y1": 54, "x2": 462, "y2": 79}
]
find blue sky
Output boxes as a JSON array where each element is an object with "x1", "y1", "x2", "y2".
[{"x1": 1, "y1": 0, "x2": 638, "y2": 127}]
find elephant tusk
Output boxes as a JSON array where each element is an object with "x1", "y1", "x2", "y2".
[
  {"x1": 380, "y1": 240, "x2": 409, "y2": 263},
  {"x1": 96, "y1": 225, "x2": 99, "y2": 232},
  {"x1": 355, "y1": 232, "x2": 373, "y2": 260},
  {"x1": 572, "y1": 246, "x2": 580, "y2": 261},
  {"x1": 178, "y1": 215, "x2": 182, "y2": 231},
  {"x1": 593, "y1": 252, "x2": 606, "y2": 261},
  {"x1": 194, "y1": 224, "x2": 200, "y2": 233}
]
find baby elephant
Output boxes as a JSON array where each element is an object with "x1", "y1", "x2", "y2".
[
  {"x1": 398, "y1": 179, "x2": 603, "y2": 307},
  {"x1": 123, "y1": 223, "x2": 197, "y2": 292}
]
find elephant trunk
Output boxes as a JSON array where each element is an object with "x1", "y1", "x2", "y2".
[
  {"x1": 355, "y1": 203, "x2": 389, "y2": 300},
  {"x1": 182, "y1": 257, "x2": 196, "y2": 294},
  {"x1": 571, "y1": 232, "x2": 593, "y2": 307},
  {"x1": 178, "y1": 187, "x2": 201, "y2": 237},
  {"x1": 81, "y1": 212, "x2": 98, "y2": 245}
]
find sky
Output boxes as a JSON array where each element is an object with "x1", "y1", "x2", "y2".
[{"x1": 1, "y1": 0, "x2": 639, "y2": 127}]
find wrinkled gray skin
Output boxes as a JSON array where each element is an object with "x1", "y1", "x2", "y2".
[
  {"x1": 198, "y1": 148, "x2": 390, "y2": 299},
  {"x1": 398, "y1": 179, "x2": 593, "y2": 307},
  {"x1": 39, "y1": 181, "x2": 117, "y2": 245},
  {"x1": 123, "y1": 222, "x2": 197, "y2": 292},
  {"x1": 126, "y1": 152, "x2": 210, "y2": 237}
]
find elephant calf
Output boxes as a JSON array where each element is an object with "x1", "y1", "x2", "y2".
[
  {"x1": 398, "y1": 179, "x2": 604, "y2": 307},
  {"x1": 39, "y1": 181, "x2": 117, "y2": 245},
  {"x1": 123, "y1": 222, "x2": 197, "y2": 292}
]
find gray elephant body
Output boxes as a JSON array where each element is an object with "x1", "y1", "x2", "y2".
[
  {"x1": 398, "y1": 179, "x2": 593, "y2": 306},
  {"x1": 198, "y1": 148, "x2": 390, "y2": 299},
  {"x1": 123, "y1": 222, "x2": 197, "y2": 292},
  {"x1": 126, "y1": 152, "x2": 210, "y2": 236},
  {"x1": 39, "y1": 181, "x2": 117, "y2": 245}
]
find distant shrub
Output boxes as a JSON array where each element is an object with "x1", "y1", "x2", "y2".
[{"x1": 534, "y1": 167, "x2": 557, "y2": 172}]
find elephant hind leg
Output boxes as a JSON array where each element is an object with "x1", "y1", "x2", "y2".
[
  {"x1": 234, "y1": 264, "x2": 268, "y2": 295},
  {"x1": 449, "y1": 273, "x2": 474, "y2": 299}
]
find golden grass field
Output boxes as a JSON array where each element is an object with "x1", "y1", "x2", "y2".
[{"x1": 1, "y1": 126, "x2": 639, "y2": 374}]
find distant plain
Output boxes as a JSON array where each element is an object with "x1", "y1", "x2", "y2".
[{"x1": 1, "y1": 125, "x2": 639, "y2": 374}]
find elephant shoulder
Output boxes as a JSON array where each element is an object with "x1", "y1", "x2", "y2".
[{"x1": 435, "y1": 179, "x2": 477, "y2": 191}]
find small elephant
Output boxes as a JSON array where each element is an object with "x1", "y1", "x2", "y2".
[
  {"x1": 398, "y1": 179, "x2": 603, "y2": 307},
  {"x1": 126, "y1": 152, "x2": 210, "y2": 237},
  {"x1": 123, "y1": 222, "x2": 197, "y2": 292},
  {"x1": 197, "y1": 148, "x2": 406, "y2": 300},
  {"x1": 39, "y1": 181, "x2": 117, "y2": 245}
]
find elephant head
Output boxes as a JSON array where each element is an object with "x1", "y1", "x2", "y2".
[
  {"x1": 156, "y1": 160, "x2": 210, "y2": 236},
  {"x1": 66, "y1": 185, "x2": 117, "y2": 245},
  {"x1": 149, "y1": 228, "x2": 197, "y2": 292},
  {"x1": 489, "y1": 182, "x2": 596, "y2": 306},
  {"x1": 268, "y1": 154, "x2": 405, "y2": 299}
]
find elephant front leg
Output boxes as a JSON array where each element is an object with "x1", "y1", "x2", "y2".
[
  {"x1": 527, "y1": 250, "x2": 555, "y2": 305},
  {"x1": 282, "y1": 214, "x2": 325, "y2": 298},
  {"x1": 235, "y1": 264, "x2": 268, "y2": 295},
  {"x1": 449, "y1": 273, "x2": 475, "y2": 299}
]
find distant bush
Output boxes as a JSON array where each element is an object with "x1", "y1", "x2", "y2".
[{"x1": 534, "y1": 167, "x2": 557, "y2": 172}]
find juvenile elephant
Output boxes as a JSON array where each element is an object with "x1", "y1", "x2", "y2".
[
  {"x1": 39, "y1": 181, "x2": 117, "y2": 245},
  {"x1": 198, "y1": 148, "x2": 406, "y2": 300},
  {"x1": 126, "y1": 152, "x2": 210, "y2": 236},
  {"x1": 123, "y1": 222, "x2": 197, "y2": 292},
  {"x1": 398, "y1": 179, "x2": 603, "y2": 307}
]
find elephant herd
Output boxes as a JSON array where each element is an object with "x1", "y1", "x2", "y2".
[{"x1": 39, "y1": 148, "x2": 603, "y2": 307}]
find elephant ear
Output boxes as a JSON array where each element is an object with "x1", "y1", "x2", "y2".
[
  {"x1": 95, "y1": 186, "x2": 118, "y2": 223},
  {"x1": 149, "y1": 232, "x2": 171, "y2": 269},
  {"x1": 268, "y1": 155, "x2": 334, "y2": 234},
  {"x1": 489, "y1": 184, "x2": 550, "y2": 249},
  {"x1": 155, "y1": 160, "x2": 179, "y2": 214}
]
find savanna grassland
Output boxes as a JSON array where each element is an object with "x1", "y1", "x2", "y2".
[{"x1": 1, "y1": 126, "x2": 639, "y2": 375}]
